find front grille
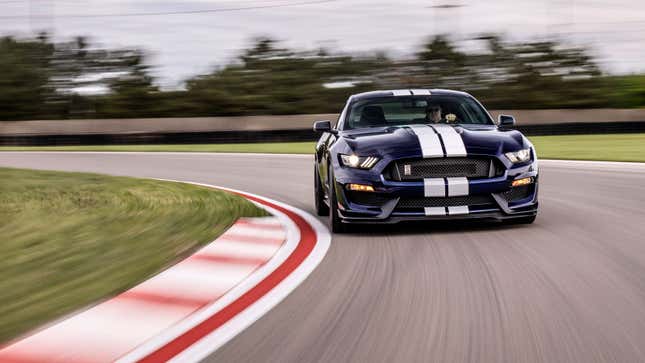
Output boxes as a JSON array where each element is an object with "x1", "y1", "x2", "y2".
[
  {"x1": 345, "y1": 191, "x2": 392, "y2": 206},
  {"x1": 385, "y1": 157, "x2": 503, "y2": 181},
  {"x1": 397, "y1": 195, "x2": 494, "y2": 209},
  {"x1": 501, "y1": 185, "x2": 533, "y2": 202}
]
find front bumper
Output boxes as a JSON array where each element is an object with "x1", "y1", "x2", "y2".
[{"x1": 333, "y1": 159, "x2": 539, "y2": 224}]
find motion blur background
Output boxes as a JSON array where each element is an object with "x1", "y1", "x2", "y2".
[
  {"x1": 2, "y1": 0, "x2": 645, "y2": 354},
  {"x1": 0, "y1": 0, "x2": 643, "y2": 123}
]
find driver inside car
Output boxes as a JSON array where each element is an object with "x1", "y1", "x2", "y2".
[{"x1": 425, "y1": 104, "x2": 443, "y2": 123}]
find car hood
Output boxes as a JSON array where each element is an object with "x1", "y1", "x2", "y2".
[{"x1": 339, "y1": 124, "x2": 526, "y2": 158}]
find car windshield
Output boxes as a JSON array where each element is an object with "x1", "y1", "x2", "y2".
[{"x1": 343, "y1": 95, "x2": 493, "y2": 130}]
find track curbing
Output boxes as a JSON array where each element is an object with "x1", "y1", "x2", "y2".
[{"x1": 0, "y1": 179, "x2": 331, "y2": 363}]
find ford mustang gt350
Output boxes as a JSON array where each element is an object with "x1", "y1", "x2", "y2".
[{"x1": 313, "y1": 89, "x2": 538, "y2": 232}]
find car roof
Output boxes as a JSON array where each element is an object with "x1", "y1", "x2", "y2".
[{"x1": 349, "y1": 89, "x2": 471, "y2": 102}]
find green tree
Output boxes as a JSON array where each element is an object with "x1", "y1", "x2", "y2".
[
  {"x1": 183, "y1": 37, "x2": 383, "y2": 116},
  {"x1": 0, "y1": 35, "x2": 53, "y2": 120},
  {"x1": 95, "y1": 50, "x2": 160, "y2": 118},
  {"x1": 0, "y1": 33, "x2": 643, "y2": 121}
]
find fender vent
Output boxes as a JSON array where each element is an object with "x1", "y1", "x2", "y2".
[
  {"x1": 501, "y1": 185, "x2": 534, "y2": 202},
  {"x1": 345, "y1": 191, "x2": 392, "y2": 206}
]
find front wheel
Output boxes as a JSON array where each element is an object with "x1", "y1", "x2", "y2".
[
  {"x1": 314, "y1": 164, "x2": 329, "y2": 216},
  {"x1": 328, "y1": 168, "x2": 347, "y2": 233}
]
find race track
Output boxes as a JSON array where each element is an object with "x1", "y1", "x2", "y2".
[{"x1": 2, "y1": 152, "x2": 645, "y2": 363}]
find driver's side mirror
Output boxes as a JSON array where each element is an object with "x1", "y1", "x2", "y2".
[
  {"x1": 313, "y1": 120, "x2": 337, "y2": 134},
  {"x1": 498, "y1": 114, "x2": 516, "y2": 127}
]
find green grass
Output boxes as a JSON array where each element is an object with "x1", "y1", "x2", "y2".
[
  {"x1": 0, "y1": 168, "x2": 267, "y2": 343},
  {"x1": 1, "y1": 134, "x2": 644, "y2": 162},
  {"x1": 529, "y1": 134, "x2": 645, "y2": 163}
]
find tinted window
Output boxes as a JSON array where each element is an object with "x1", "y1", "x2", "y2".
[{"x1": 344, "y1": 95, "x2": 493, "y2": 130}]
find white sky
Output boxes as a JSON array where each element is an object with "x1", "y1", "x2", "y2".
[{"x1": 1, "y1": 0, "x2": 644, "y2": 88}]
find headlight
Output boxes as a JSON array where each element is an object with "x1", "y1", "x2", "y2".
[
  {"x1": 505, "y1": 148, "x2": 531, "y2": 164},
  {"x1": 340, "y1": 154, "x2": 380, "y2": 169}
]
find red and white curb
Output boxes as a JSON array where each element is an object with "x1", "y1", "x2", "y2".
[{"x1": 0, "y1": 180, "x2": 331, "y2": 363}]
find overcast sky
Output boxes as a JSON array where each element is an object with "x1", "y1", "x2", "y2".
[{"x1": 1, "y1": 0, "x2": 644, "y2": 87}]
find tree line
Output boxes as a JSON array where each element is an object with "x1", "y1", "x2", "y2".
[{"x1": 1, "y1": 33, "x2": 644, "y2": 121}]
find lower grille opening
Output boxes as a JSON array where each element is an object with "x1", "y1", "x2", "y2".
[
  {"x1": 501, "y1": 185, "x2": 534, "y2": 203},
  {"x1": 397, "y1": 195, "x2": 494, "y2": 209}
]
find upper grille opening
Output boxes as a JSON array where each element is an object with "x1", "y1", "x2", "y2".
[{"x1": 385, "y1": 157, "x2": 503, "y2": 181}]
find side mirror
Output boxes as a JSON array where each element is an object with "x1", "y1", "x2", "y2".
[
  {"x1": 313, "y1": 120, "x2": 336, "y2": 134},
  {"x1": 498, "y1": 114, "x2": 516, "y2": 127}
]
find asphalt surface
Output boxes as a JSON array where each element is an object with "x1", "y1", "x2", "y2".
[{"x1": 2, "y1": 152, "x2": 645, "y2": 363}]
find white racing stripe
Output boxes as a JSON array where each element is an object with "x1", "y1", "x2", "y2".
[
  {"x1": 430, "y1": 124, "x2": 467, "y2": 157},
  {"x1": 424, "y1": 178, "x2": 445, "y2": 197},
  {"x1": 408, "y1": 124, "x2": 467, "y2": 158},
  {"x1": 392, "y1": 89, "x2": 412, "y2": 96},
  {"x1": 424, "y1": 207, "x2": 445, "y2": 216},
  {"x1": 447, "y1": 206, "x2": 469, "y2": 215},
  {"x1": 423, "y1": 206, "x2": 470, "y2": 216},
  {"x1": 446, "y1": 177, "x2": 469, "y2": 196},
  {"x1": 411, "y1": 89, "x2": 431, "y2": 95},
  {"x1": 408, "y1": 125, "x2": 443, "y2": 158},
  {"x1": 425, "y1": 177, "x2": 470, "y2": 198},
  {"x1": 422, "y1": 177, "x2": 471, "y2": 216}
]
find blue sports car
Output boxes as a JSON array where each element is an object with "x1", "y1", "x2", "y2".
[{"x1": 313, "y1": 89, "x2": 538, "y2": 232}]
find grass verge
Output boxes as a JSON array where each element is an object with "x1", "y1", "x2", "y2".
[
  {"x1": 0, "y1": 134, "x2": 644, "y2": 162},
  {"x1": 0, "y1": 167, "x2": 267, "y2": 343},
  {"x1": 529, "y1": 134, "x2": 645, "y2": 162}
]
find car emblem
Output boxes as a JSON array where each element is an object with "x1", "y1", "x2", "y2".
[{"x1": 404, "y1": 164, "x2": 412, "y2": 175}]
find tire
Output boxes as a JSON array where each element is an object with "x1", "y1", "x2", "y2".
[
  {"x1": 328, "y1": 168, "x2": 347, "y2": 233},
  {"x1": 314, "y1": 164, "x2": 329, "y2": 216}
]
